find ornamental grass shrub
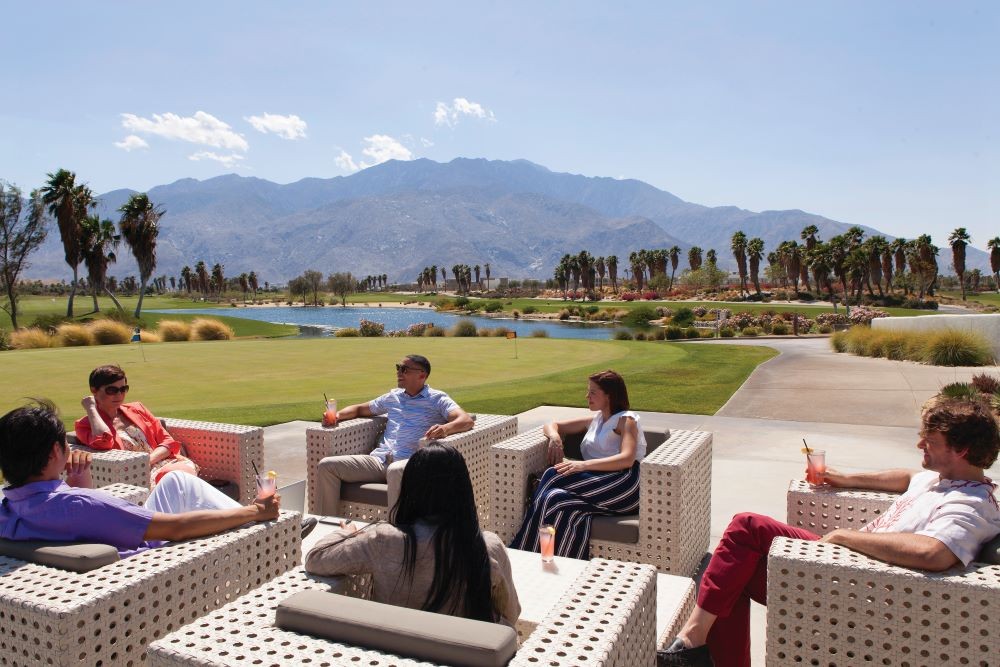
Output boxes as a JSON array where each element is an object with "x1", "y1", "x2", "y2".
[
  {"x1": 922, "y1": 330, "x2": 995, "y2": 366},
  {"x1": 830, "y1": 330, "x2": 848, "y2": 352},
  {"x1": 157, "y1": 320, "x2": 192, "y2": 342},
  {"x1": 11, "y1": 328, "x2": 57, "y2": 349},
  {"x1": 685, "y1": 327, "x2": 700, "y2": 339},
  {"x1": 719, "y1": 327, "x2": 735, "y2": 338},
  {"x1": 613, "y1": 330, "x2": 633, "y2": 341},
  {"x1": 424, "y1": 325, "x2": 446, "y2": 337},
  {"x1": 89, "y1": 319, "x2": 133, "y2": 345},
  {"x1": 335, "y1": 327, "x2": 360, "y2": 337},
  {"x1": 530, "y1": 329, "x2": 549, "y2": 337},
  {"x1": 741, "y1": 326, "x2": 759, "y2": 337},
  {"x1": 138, "y1": 330, "x2": 161, "y2": 343},
  {"x1": 770, "y1": 321, "x2": 789, "y2": 335},
  {"x1": 831, "y1": 326, "x2": 993, "y2": 366},
  {"x1": 56, "y1": 323, "x2": 94, "y2": 347},
  {"x1": 664, "y1": 326, "x2": 683, "y2": 340},
  {"x1": 451, "y1": 319, "x2": 478, "y2": 337},
  {"x1": 191, "y1": 318, "x2": 234, "y2": 341}
]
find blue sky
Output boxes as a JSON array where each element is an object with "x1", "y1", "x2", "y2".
[{"x1": 2, "y1": 2, "x2": 996, "y2": 248}]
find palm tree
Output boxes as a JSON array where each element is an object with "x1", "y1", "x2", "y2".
[
  {"x1": 484, "y1": 262, "x2": 491, "y2": 289},
  {"x1": 180, "y1": 266, "x2": 193, "y2": 294},
  {"x1": 747, "y1": 238, "x2": 764, "y2": 295},
  {"x1": 786, "y1": 242, "x2": 802, "y2": 294},
  {"x1": 667, "y1": 246, "x2": 680, "y2": 289},
  {"x1": 915, "y1": 234, "x2": 939, "y2": 297},
  {"x1": 866, "y1": 236, "x2": 888, "y2": 297},
  {"x1": 41, "y1": 169, "x2": 92, "y2": 316},
  {"x1": 195, "y1": 261, "x2": 209, "y2": 296},
  {"x1": 474, "y1": 264, "x2": 481, "y2": 290},
  {"x1": 595, "y1": 256, "x2": 606, "y2": 291},
  {"x1": 577, "y1": 250, "x2": 594, "y2": 291},
  {"x1": 807, "y1": 242, "x2": 835, "y2": 302},
  {"x1": 687, "y1": 246, "x2": 702, "y2": 272},
  {"x1": 628, "y1": 251, "x2": 643, "y2": 291},
  {"x1": 606, "y1": 255, "x2": 618, "y2": 293},
  {"x1": 948, "y1": 227, "x2": 971, "y2": 300},
  {"x1": 706, "y1": 248, "x2": 717, "y2": 267},
  {"x1": 79, "y1": 214, "x2": 123, "y2": 312},
  {"x1": 731, "y1": 231, "x2": 748, "y2": 295},
  {"x1": 211, "y1": 263, "x2": 225, "y2": 299},
  {"x1": 248, "y1": 271, "x2": 259, "y2": 300},
  {"x1": 118, "y1": 193, "x2": 164, "y2": 317},
  {"x1": 891, "y1": 238, "x2": 908, "y2": 294},
  {"x1": 988, "y1": 238, "x2": 1000, "y2": 293},
  {"x1": 239, "y1": 273, "x2": 249, "y2": 302},
  {"x1": 828, "y1": 235, "x2": 851, "y2": 310},
  {"x1": 800, "y1": 225, "x2": 819, "y2": 291}
]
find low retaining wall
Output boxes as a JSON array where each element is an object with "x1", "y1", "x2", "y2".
[{"x1": 872, "y1": 313, "x2": 1000, "y2": 360}]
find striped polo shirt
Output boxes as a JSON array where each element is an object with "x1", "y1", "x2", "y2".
[{"x1": 368, "y1": 385, "x2": 460, "y2": 463}]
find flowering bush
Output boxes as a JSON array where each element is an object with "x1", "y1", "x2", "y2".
[
  {"x1": 816, "y1": 313, "x2": 849, "y2": 326},
  {"x1": 692, "y1": 306, "x2": 708, "y2": 318},
  {"x1": 620, "y1": 292, "x2": 640, "y2": 302},
  {"x1": 848, "y1": 305, "x2": 889, "y2": 325},
  {"x1": 709, "y1": 308, "x2": 732, "y2": 320},
  {"x1": 406, "y1": 322, "x2": 431, "y2": 337},
  {"x1": 729, "y1": 312, "x2": 757, "y2": 330},
  {"x1": 655, "y1": 306, "x2": 674, "y2": 318},
  {"x1": 359, "y1": 319, "x2": 385, "y2": 337},
  {"x1": 641, "y1": 291, "x2": 659, "y2": 301}
]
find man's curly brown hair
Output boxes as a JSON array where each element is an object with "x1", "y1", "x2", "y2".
[{"x1": 921, "y1": 396, "x2": 1000, "y2": 468}]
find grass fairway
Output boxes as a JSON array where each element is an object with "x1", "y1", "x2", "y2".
[{"x1": 0, "y1": 338, "x2": 775, "y2": 427}]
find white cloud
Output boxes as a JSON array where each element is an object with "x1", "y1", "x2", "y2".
[
  {"x1": 420, "y1": 137, "x2": 434, "y2": 147},
  {"x1": 188, "y1": 151, "x2": 246, "y2": 167},
  {"x1": 121, "y1": 111, "x2": 249, "y2": 151},
  {"x1": 335, "y1": 134, "x2": 413, "y2": 173},
  {"x1": 433, "y1": 97, "x2": 496, "y2": 127},
  {"x1": 113, "y1": 135, "x2": 149, "y2": 151},
  {"x1": 245, "y1": 113, "x2": 307, "y2": 140},
  {"x1": 335, "y1": 149, "x2": 359, "y2": 172}
]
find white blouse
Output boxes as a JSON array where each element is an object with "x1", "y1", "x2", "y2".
[{"x1": 580, "y1": 410, "x2": 646, "y2": 463}]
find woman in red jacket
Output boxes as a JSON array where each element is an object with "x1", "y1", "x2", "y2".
[{"x1": 75, "y1": 364, "x2": 199, "y2": 487}]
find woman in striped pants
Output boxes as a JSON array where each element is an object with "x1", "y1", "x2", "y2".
[{"x1": 510, "y1": 370, "x2": 647, "y2": 559}]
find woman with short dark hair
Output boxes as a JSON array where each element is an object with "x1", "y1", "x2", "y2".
[
  {"x1": 75, "y1": 364, "x2": 199, "y2": 488},
  {"x1": 304, "y1": 443, "x2": 520, "y2": 626},
  {"x1": 509, "y1": 369, "x2": 648, "y2": 559}
]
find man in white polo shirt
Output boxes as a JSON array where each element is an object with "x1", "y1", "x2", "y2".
[{"x1": 313, "y1": 354, "x2": 474, "y2": 516}]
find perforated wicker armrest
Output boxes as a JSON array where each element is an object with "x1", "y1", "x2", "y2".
[
  {"x1": 490, "y1": 428, "x2": 549, "y2": 544},
  {"x1": 68, "y1": 440, "x2": 151, "y2": 489},
  {"x1": 785, "y1": 480, "x2": 898, "y2": 536},
  {"x1": 306, "y1": 417, "x2": 386, "y2": 514},
  {"x1": 99, "y1": 482, "x2": 151, "y2": 505},
  {"x1": 766, "y1": 536, "x2": 1000, "y2": 664},
  {"x1": 162, "y1": 418, "x2": 264, "y2": 504}
]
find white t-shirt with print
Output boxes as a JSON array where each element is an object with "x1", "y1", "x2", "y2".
[
  {"x1": 580, "y1": 410, "x2": 647, "y2": 463},
  {"x1": 860, "y1": 471, "x2": 1000, "y2": 566}
]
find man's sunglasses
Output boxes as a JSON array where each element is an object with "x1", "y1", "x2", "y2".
[
  {"x1": 103, "y1": 385, "x2": 130, "y2": 396},
  {"x1": 395, "y1": 364, "x2": 424, "y2": 374}
]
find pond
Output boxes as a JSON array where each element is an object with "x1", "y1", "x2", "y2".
[{"x1": 151, "y1": 306, "x2": 629, "y2": 340}]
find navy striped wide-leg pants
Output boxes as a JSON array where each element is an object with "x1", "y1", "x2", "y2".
[{"x1": 509, "y1": 462, "x2": 641, "y2": 560}]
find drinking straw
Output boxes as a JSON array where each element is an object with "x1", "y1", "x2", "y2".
[
  {"x1": 323, "y1": 392, "x2": 330, "y2": 404},
  {"x1": 802, "y1": 438, "x2": 812, "y2": 455},
  {"x1": 251, "y1": 460, "x2": 262, "y2": 488}
]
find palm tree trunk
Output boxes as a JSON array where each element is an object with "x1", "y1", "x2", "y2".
[
  {"x1": 92, "y1": 289, "x2": 100, "y2": 313},
  {"x1": 104, "y1": 286, "x2": 125, "y2": 312},
  {"x1": 134, "y1": 280, "x2": 147, "y2": 318},
  {"x1": 66, "y1": 268, "x2": 79, "y2": 317}
]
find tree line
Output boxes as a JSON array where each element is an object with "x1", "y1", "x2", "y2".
[{"x1": 417, "y1": 263, "x2": 492, "y2": 294}]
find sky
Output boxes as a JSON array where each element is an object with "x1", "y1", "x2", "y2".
[{"x1": 1, "y1": 1, "x2": 997, "y2": 249}]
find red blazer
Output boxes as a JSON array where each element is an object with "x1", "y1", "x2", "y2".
[{"x1": 74, "y1": 402, "x2": 181, "y2": 457}]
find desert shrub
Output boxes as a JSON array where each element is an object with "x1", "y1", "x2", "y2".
[
  {"x1": 453, "y1": 296, "x2": 470, "y2": 309},
  {"x1": 741, "y1": 326, "x2": 759, "y2": 337},
  {"x1": 684, "y1": 327, "x2": 700, "y2": 339},
  {"x1": 530, "y1": 329, "x2": 549, "y2": 338},
  {"x1": 424, "y1": 325, "x2": 446, "y2": 337},
  {"x1": 522, "y1": 305, "x2": 537, "y2": 314},
  {"x1": 492, "y1": 326, "x2": 512, "y2": 337},
  {"x1": 634, "y1": 331, "x2": 647, "y2": 341},
  {"x1": 671, "y1": 307, "x2": 695, "y2": 327},
  {"x1": 641, "y1": 291, "x2": 658, "y2": 300},
  {"x1": 903, "y1": 332, "x2": 932, "y2": 361},
  {"x1": 512, "y1": 310, "x2": 520, "y2": 319},
  {"x1": 841, "y1": 327, "x2": 871, "y2": 355},
  {"x1": 830, "y1": 330, "x2": 848, "y2": 352},
  {"x1": 624, "y1": 306, "x2": 657, "y2": 327},
  {"x1": 665, "y1": 326, "x2": 683, "y2": 340},
  {"x1": 558, "y1": 308, "x2": 571, "y2": 320},
  {"x1": 157, "y1": 320, "x2": 192, "y2": 342},
  {"x1": 32, "y1": 313, "x2": 70, "y2": 334},
  {"x1": 971, "y1": 373, "x2": 1000, "y2": 395},
  {"x1": 358, "y1": 319, "x2": 385, "y2": 337},
  {"x1": 653, "y1": 329, "x2": 666, "y2": 340},
  {"x1": 335, "y1": 328, "x2": 360, "y2": 337},
  {"x1": 10, "y1": 328, "x2": 57, "y2": 349},
  {"x1": 451, "y1": 319, "x2": 478, "y2": 337},
  {"x1": 692, "y1": 306, "x2": 708, "y2": 318},
  {"x1": 879, "y1": 331, "x2": 910, "y2": 361},
  {"x1": 719, "y1": 327, "x2": 735, "y2": 338},
  {"x1": 191, "y1": 318, "x2": 234, "y2": 341},
  {"x1": 770, "y1": 321, "x2": 788, "y2": 335},
  {"x1": 585, "y1": 305, "x2": 600, "y2": 315},
  {"x1": 139, "y1": 330, "x2": 161, "y2": 343},
  {"x1": 797, "y1": 291, "x2": 815, "y2": 301},
  {"x1": 478, "y1": 328, "x2": 492, "y2": 337},
  {"x1": 435, "y1": 297, "x2": 454, "y2": 310},
  {"x1": 818, "y1": 324, "x2": 833, "y2": 334},
  {"x1": 620, "y1": 292, "x2": 640, "y2": 301},
  {"x1": 922, "y1": 330, "x2": 995, "y2": 366},
  {"x1": 406, "y1": 322, "x2": 430, "y2": 337},
  {"x1": 614, "y1": 330, "x2": 634, "y2": 340},
  {"x1": 483, "y1": 300, "x2": 503, "y2": 313},
  {"x1": 56, "y1": 323, "x2": 94, "y2": 346},
  {"x1": 89, "y1": 319, "x2": 133, "y2": 345}
]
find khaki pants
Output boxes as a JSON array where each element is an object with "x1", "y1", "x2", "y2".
[{"x1": 313, "y1": 454, "x2": 408, "y2": 516}]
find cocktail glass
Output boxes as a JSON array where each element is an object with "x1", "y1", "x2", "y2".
[
  {"x1": 539, "y1": 524, "x2": 556, "y2": 562},
  {"x1": 257, "y1": 471, "x2": 278, "y2": 499},
  {"x1": 806, "y1": 450, "x2": 827, "y2": 487},
  {"x1": 324, "y1": 399, "x2": 338, "y2": 427}
]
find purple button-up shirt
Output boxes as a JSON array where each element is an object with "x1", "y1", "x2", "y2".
[{"x1": 0, "y1": 480, "x2": 156, "y2": 558}]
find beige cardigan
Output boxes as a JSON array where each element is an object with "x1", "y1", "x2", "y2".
[{"x1": 304, "y1": 522, "x2": 521, "y2": 627}]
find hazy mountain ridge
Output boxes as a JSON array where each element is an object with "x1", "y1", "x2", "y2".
[{"x1": 23, "y1": 158, "x2": 988, "y2": 284}]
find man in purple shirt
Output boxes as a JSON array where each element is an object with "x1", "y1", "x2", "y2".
[{"x1": 0, "y1": 402, "x2": 280, "y2": 557}]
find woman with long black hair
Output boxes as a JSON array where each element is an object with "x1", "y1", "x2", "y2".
[{"x1": 304, "y1": 442, "x2": 520, "y2": 626}]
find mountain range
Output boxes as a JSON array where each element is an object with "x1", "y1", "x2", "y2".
[{"x1": 23, "y1": 157, "x2": 986, "y2": 284}]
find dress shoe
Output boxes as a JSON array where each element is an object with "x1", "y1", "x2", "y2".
[
  {"x1": 300, "y1": 516, "x2": 318, "y2": 539},
  {"x1": 657, "y1": 637, "x2": 714, "y2": 667}
]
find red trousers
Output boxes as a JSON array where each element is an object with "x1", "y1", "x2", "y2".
[{"x1": 699, "y1": 513, "x2": 819, "y2": 667}]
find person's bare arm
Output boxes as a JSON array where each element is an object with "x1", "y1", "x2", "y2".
[
  {"x1": 823, "y1": 468, "x2": 914, "y2": 493},
  {"x1": 80, "y1": 396, "x2": 112, "y2": 438},
  {"x1": 555, "y1": 415, "x2": 637, "y2": 474},
  {"x1": 542, "y1": 416, "x2": 592, "y2": 465},
  {"x1": 820, "y1": 529, "x2": 959, "y2": 571},
  {"x1": 143, "y1": 494, "x2": 280, "y2": 541},
  {"x1": 324, "y1": 402, "x2": 373, "y2": 426},
  {"x1": 64, "y1": 449, "x2": 94, "y2": 489},
  {"x1": 424, "y1": 407, "x2": 474, "y2": 439}
]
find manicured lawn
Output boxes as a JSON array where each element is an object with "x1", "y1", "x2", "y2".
[
  {"x1": 0, "y1": 338, "x2": 776, "y2": 427},
  {"x1": 941, "y1": 291, "x2": 1000, "y2": 308}
]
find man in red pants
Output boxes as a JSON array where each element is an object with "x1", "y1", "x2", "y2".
[{"x1": 659, "y1": 396, "x2": 1000, "y2": 667}]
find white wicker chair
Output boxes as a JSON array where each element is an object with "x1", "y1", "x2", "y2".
[
  {"x1": 69, "y1": 418, "x2": 264, "y2": 504},
  {"x1": 306, "y1": 414, "x2": 518, "y2": 525},
  {"x1": 766, "y1": 481, "x2": 1000, "y2": 665},
  {"x1": 490, "y1": 427, "x2": 713, "y2": 576},
  {"x1": 148, "y1": 558, "x2": 659, "y2": 667},
  {"x1": 0, "y1": 484, "x2": 300, "y2": 667}
]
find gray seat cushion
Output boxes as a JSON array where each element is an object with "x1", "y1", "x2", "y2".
[
  {"x1": 276, "y1": 590, "x2": 517, "y2": 667},
  {"x1": 976, "y1": 534, "x2": 1000, "y2": 565},
  {"x1": 591, "y1": 515, "x2": 640, "y2": 543},
  {"x1": 341, "y1": 482, "x2": 388, "y2": 506},
  {"x1": 0, "y1": 538, "x2": 120, "y2": 572}
]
